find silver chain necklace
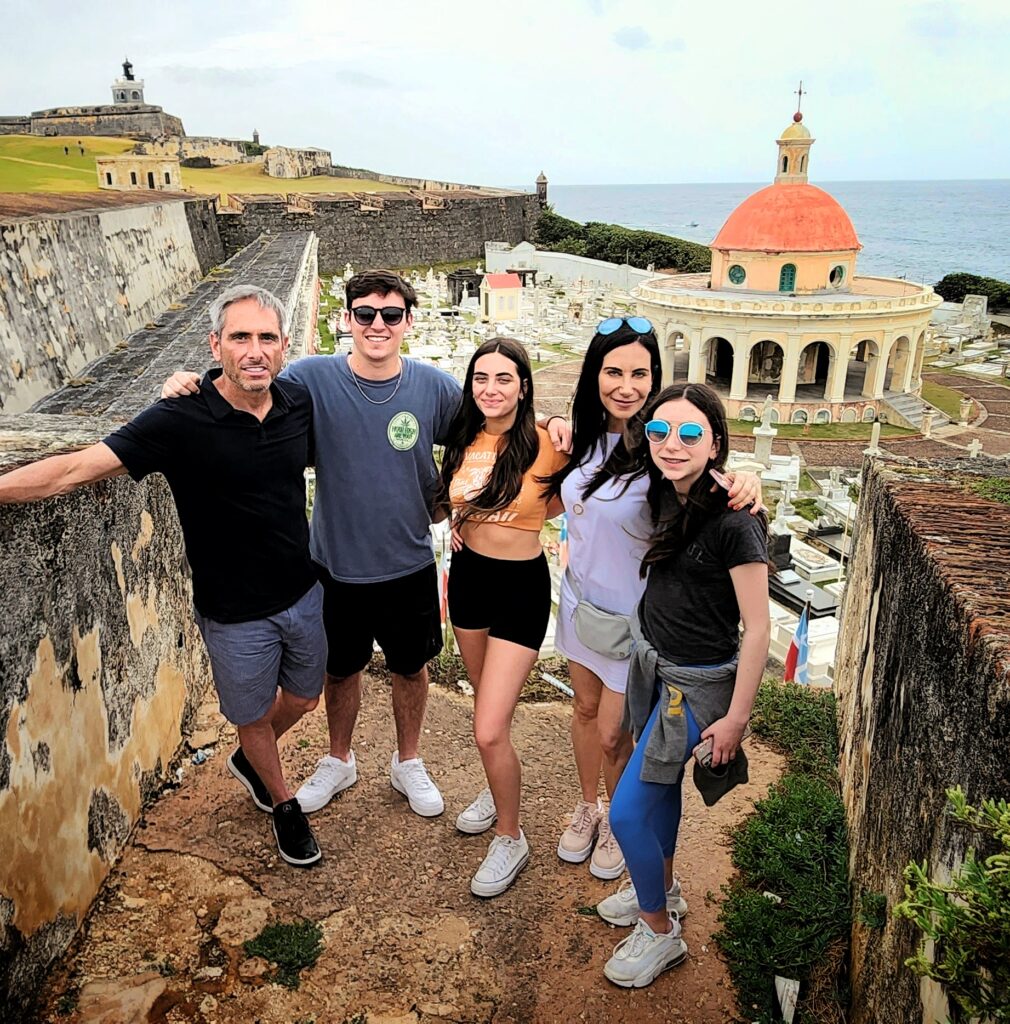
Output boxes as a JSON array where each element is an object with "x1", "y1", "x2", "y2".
[{"x1": 348, "y1": 356, "x2": 403, "y2": 405}]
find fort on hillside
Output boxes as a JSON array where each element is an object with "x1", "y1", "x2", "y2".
[{"x1": 0, "y1": 59, "x2": 184, "y2": 139}]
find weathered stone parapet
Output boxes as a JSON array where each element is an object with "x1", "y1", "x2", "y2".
[
  {"x1": 216, "y1": 192, "x2": 541, "y2": 274},
  {"x1": 835, "y1": 455, "x2": 1010, "y2": 1024},
  {"x1": 0, "y1": 196, "x2": 223, "y2": 415},
  {"x1": 263, "y1": 146, "x2": 333, "y2": 178},
  {"x1": 0, "y1": 424, "x2": 212, "y2": 1016}
]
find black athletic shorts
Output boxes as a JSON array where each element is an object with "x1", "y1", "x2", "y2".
[
  {"x1": 447, "y1": 545, "x2": 551, "y2": 652},
  {"x1": 316, "y1": 562, "x2": 443, "y2": 678}
]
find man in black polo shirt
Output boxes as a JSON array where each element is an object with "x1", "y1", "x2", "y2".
[{"x1": 0, "y1": 285, "x2": 324, "y2": 868}]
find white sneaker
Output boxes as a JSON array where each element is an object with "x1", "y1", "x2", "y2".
[
  {"x1": 456, "y1": 787, "x2": 497, "y2": 834},
  {"x1": 390, "y1": 752, "x2": 444, "y2": 817},
  {"x1": 603, "y1": 917, "x2": 688, "y2": 988},
  {"x1": 597, "y1": 877, "x2": 689, "y2": 927},
  {"x1": 294, "y1": 752, "x2": 357, "y2": 814},
  {"x1": 470, "y1": 830, "x2": 530, "y2": 898}
]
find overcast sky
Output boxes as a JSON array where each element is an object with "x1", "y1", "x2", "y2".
[{"x1": 3, "y1": 0, "x2": 1006, "y2": 187}]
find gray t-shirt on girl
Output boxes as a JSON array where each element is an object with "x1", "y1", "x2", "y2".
[{"x1": 281, "y1": 355, "x2": 461, "y2": 583}]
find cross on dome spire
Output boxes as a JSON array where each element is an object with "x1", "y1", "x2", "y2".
[{"x1": 794, "y1": 80, "x2": 805, "y2": 118}]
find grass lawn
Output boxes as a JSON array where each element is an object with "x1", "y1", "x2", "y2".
[
  {"x1": 920, "y1": 377, "x2": 971, "y2": 419},
  {"x1": 728, "y1": 419, "x2": 914, "y2": 439},
  {"x1": 0, "y1": 136, "x2": 402, "y2": 197},
  {"x1": 0, "y1": 135, "x2": 133, "y2": 191}
]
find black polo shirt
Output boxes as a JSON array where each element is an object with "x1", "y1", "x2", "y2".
[{"x1": 104, "y1": 369, "x2": 316, "y2": 623}]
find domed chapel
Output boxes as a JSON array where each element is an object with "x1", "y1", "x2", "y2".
[{"x1": 633, "y1": 107, "x2": 941, "y2": 424}]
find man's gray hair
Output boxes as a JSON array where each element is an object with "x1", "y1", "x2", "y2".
[{"x1": 208, "y1": 285, "x2": 289, "y2": 337}]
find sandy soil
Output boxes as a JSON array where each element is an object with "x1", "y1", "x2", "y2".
[{"x1": 37, "y1": 672, "x2": 784, "y2": 1024}]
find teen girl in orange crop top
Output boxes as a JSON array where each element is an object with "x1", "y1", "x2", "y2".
[{"x1": 435, "y1": 337, "x2": 567, "y2": 899}]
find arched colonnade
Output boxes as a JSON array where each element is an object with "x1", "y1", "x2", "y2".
[{"x1": 653, "y1": 324, "x2": 926, "y2": 404}]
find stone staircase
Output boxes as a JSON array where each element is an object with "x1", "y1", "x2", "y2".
[{"x1": 883, "y1": 390, "x2": 950, "y2": 431}]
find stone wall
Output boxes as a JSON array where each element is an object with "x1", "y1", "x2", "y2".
[
  {"x1": 0, "y1": 196, "x2": 222, "y2": 414},
  {"x1": 329, "y1": 164, "x2": 508, "y2": 192},
  {"x1": 0, "y1": 416, "x2": 212, "y2": 1019},
  {"x1": 134, "y1": 136, "x2": 253, "y2": 166},
  {"x1": 835, "y1": 455, "x2": 1010, "y2": 1024},
  {"x1": 0, "y1": 117, "x2": 29, "y2": 135},
  {"x1": 217, "y1": 192, "x2": 541, "y2": 274},
  {"x1": 263, "y1": 146, "x2": 333, "y2": 178},
  {"x1": 29, "y1": 105, "x2": 185, "y2": 139}
]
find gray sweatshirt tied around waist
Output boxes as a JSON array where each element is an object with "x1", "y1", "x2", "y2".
[{"x1": 623, "y1": 616, "x2": 739, "y2": 784}]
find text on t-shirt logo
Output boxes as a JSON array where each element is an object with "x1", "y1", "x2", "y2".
[{"x1": 387, "y1": 411, "x2": 419, "y2": 451}]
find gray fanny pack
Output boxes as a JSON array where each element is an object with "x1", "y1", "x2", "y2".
[{"x1": 566, "y1": 570, "x2": 633, "y2": 660}]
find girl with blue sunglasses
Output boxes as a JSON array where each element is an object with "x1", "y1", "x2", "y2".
[
  {"x1": 595, "y1": 382, "x2": 770, "y2": 988},
  {"x1": 543, "y1": 319, "x2": 763, "y2": 887}
]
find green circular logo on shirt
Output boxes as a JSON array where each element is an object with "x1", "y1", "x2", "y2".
[{"x1": 387, "y1": 411, "x2": 419, "y2": 451}]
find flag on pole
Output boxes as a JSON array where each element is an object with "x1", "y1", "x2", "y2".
[
  {"x1": 438, "y1": 548, "x2": 450, "y2": 624},
  {"x1": 558, "y1": 512, "x2": 569, "y2": 569},
  {"x1": 783, "y1": 604, "x2": 810, "y2": 685}
]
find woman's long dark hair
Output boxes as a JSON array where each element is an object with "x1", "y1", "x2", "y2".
[
  {"x1": 604, "y1": 382, "x2": 758, "y2": 575},
  {"x1": 436, "y1": 337, "x2": 539, "y2": 525},
  {"x1": 545, "y1": 321, "x2": 662, "y2": 502}
]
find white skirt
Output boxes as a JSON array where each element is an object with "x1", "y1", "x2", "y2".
[{"x1": 554, "y1": 573, "x2": 631, "y2": 694}]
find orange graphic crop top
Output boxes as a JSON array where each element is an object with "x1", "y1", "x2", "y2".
[{"x1": 449, "y1": 426, "x2": 569, "y2": 532}]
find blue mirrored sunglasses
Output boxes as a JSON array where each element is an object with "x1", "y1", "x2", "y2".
[
  {"x1": 597, "y1": 316, "x2": 653, "y2": 337},
  {"x1": 644, "y1": 419, "x2": 707, "y2": 447}
]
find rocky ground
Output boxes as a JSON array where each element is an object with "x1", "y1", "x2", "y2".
[{"x1": 37, "y1": 671, "x2": 785, "y2": 1024}]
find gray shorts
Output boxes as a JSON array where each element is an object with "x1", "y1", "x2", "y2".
[{"x1": 195, "y1": 583, "x2": 327, "y2": 727}]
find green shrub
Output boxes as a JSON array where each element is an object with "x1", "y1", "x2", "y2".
[
  {"x1": 934, "y1": 272, "x2": 1010, "y2": 311},
  {"x1": 716, "y1": 679, "x2": 849, "y2": 1023},
  {"x1": 244, "y1": 920, "x2": 324, "y2": 989},
  {"x1": 534, "y1": 206, "x2": 710, "y2": 273},
  {"x1": 750, "y1": 679, "x2": 839, "y2": 779},
  {"x1": 895, "y1": 788, "x2": 1010, "y2": 1022}
]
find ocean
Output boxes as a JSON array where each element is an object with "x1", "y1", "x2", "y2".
[{"x1": 548, "y1": 180, "x2": 1010, "y2": 286}]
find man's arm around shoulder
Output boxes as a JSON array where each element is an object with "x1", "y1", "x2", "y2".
[{"x1": 0, "y1": 443, "x2": 127, "y2": 505}]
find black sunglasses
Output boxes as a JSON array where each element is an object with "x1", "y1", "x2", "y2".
[{"x1": 350, "y1": 305, "x2": 407, "y2": 326}]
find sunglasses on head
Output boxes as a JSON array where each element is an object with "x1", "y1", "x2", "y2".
[
  {"x1": 644, "y1": 419, "x2": 708, "y2": 446},
  {"x1": 350, "y1": 305, "x2": 407, "y2": 326},
  {"x1": 597, "y1": 316, "x2": 653, "y2": 337}
]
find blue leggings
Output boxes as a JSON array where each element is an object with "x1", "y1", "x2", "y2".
[{"x1": 610, "y1": 694, "x2": 702, "y2": 913}]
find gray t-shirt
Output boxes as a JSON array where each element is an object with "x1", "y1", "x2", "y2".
[{"x1": 281, "y1": 355, "x2": 461, "y2": 583}]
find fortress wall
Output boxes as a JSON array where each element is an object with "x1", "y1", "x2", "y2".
[
  {"x1": 0, "y1": 196, "x2": 223, "y2": 414},
  {"x1": 0, "y1": 117, "x2": 29, "y2": 136},
  {"x1": 328, "y1": 164, "x2": 496, "y2": 192},
  {"x1": 135, "y1": 136, "x2": 252, "y2": 165},
  {"x1": 264, "y1": 146, "x2": 333, "y2": 178},
  {"x1": 834, "y1": 456, "x2": 1010, "y2": 1024},
  {"x1": 217, "y1": 192, "x2": 541, "y2": 274},
  {"x1": 30, "y1": 108, "x2": 185, "y2": 139},
  {"x1": 0, "y1": 417, "x2": 212, "y2": 1018}
]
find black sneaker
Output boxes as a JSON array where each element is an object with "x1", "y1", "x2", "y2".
[
  {"x1": 227, "y1": 747, "x2": 273, "y2": 813},
  {"x1": 272, "y1": 799, "x2": 322, "y2": 867}
]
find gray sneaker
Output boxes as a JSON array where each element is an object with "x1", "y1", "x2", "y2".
[
  {"x1": 603, "y1": 916, "x2": 688, "y2": 988},
  {"x1": 597, "y1": 877, "x2": 689, "y2": 927},
  {"x1": 456, "y1": 787, "x2": 497, "y2": 834}
]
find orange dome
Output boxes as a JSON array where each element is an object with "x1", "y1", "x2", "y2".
[{"x1": 712, "y1": 183, "x2": 860, "y2": 253}]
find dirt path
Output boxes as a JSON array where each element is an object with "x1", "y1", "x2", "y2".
[{"x1": 38, "y1": 674, "x2": 784, "y2": 1024}]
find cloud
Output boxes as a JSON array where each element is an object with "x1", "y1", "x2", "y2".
[
  {"x1": 156, "y1": 62, "x2": 390, "y2": 90},
  {"x1": 661, "y1": 37, "x2": 687, "y2": 52},
  {"x1": 908, "y1": 1, "x2": 966, "y2": 51},
  {"x1": 613, "y1": 26, "x2": 652, "y2": 50}
]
